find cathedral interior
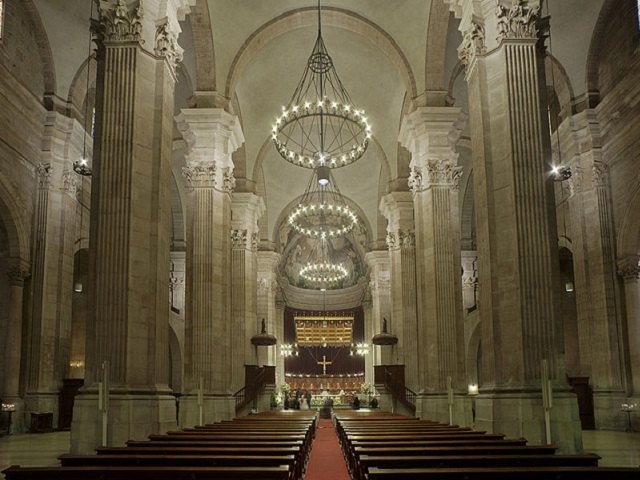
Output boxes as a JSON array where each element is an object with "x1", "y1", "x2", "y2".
[{"x1": 0, "y1": 0, "x2": 639, "y2": 461}]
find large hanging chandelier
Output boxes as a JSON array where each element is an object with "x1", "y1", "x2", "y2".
[
  {"x1": 271, "y1": 0, "x2": 372, "y2": 170},
  {"x1": 299, "y1": 238, "x2": 349, "y2": 286},
  {"x1": 288, "y1": 166, "x2": 359, "y2": 239}
]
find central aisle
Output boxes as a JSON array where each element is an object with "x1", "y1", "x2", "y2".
[{"x1": 305, "y1": 418, "x2": 351, "y2": 480}]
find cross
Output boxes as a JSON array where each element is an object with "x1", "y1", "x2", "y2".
[{"x1": 317, "y1": 355, "x2": 332, "y2": 375}]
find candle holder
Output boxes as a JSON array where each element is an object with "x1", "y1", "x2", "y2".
[{"x1": 620, "y1": 402, "x2": 638, "y2": 432}]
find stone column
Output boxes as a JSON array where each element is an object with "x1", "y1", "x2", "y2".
[
  {"x1": 72, "y1": 0, "x2": 193, "y2": 453},
  {"x1": 618, "y1": 257, "x2": 640, "y2": 400},
  {"x1": 380, "y1": 192, "x2": 419, "y2": 389},
  {"x1": 362, "y1": 288, "x2": 374, "y2": 388},
  {"x1": 26, "y1": 113, "x2": 83, "y2": 428},
  {"x1": 3, "y1": 262, "x2": 30, "y2": 432},
  {"x1": 399, "y1": 107, "x2": 467, "y2": 423},
  {"x1": 562, "y1": 111, "x2": 627, "y2": 428},
  {"x1": 449, "y1": 0, "x2": 581, "y2": 451},
  {"x1": 365, "y1": 250, "x2": 393, "y2": 368},
  {"x1": 257, "y1": 251, "x2": 281, "y2": 368},
  {"x1": 461, "y1": 251, "x2": 478, "y2": 312},
  {"x1": 230, "y1": 193, "x2": 264, "y2": 390},
  {"x1": 175, "y1": 108, "x2": 243, "y2": 426},
  {"x1": 275, "y1": 287, "x2": 286, "y2": 387}
]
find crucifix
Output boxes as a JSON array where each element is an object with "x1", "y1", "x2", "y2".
[{"x1": 317, "y1": 355, "x2": 332, "y2": 375}]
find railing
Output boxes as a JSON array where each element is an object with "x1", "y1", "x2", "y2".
[
  {"x1": 233, "y1": 365, "x2": 275, "y2": 413},
  {"x1": 374, "y1": 364, "x2": 416, "y2": 413}
]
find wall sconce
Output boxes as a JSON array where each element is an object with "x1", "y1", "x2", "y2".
[
  {"x1": 551, "y1": 165, "x2": 572, "y2": 181},
  {"x1": 350, "y1": 342, "x2": 369, "y2": 356},
  {"x1": 468, "y1": 383, "x2": 479, "y2": 396},
  {"x1": 74, "y1": 282, "x2": 83, "y2": 293},
  {"x1": 565, "y1": 281, "x2": 574, "y2": 292},
  {"x1": 69, "y1": 360, "x2": 85, "y2": 369},
  {"x1": 280, "y1": 343, "x2": 298, "y2": 357}
]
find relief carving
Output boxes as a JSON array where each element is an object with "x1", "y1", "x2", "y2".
[
  {"x1": 496, "y1": 0, "x2": 540, "y2": 42},
  {"x1": 155, "y1": 20, "x2": 183, "y2": 76},
  {"x1": 36, "y1": 163, "x2": 52, "y2": 190},
  {"x1": 182, "y1": 164, "x2": 216, "y2": 190},
  {"x1": 231, "y1": 229, "x2": 248, "y2": 249},
  {"x1": 458, "y1": 21, "x2": 486, "y2": 67}
]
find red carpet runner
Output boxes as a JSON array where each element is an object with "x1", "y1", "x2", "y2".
[{"x1": 305, "y1": 418, "x2": 351, "y2": 480}]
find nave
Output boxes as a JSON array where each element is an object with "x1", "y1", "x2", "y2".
[{"x1": 1, "y1": 410, "x2": 640, "y2": 480}]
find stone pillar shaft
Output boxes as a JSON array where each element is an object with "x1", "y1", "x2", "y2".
[
  {"x1": 380, "y1": 192, "x2": 418, "y2": 389},
  {"x1": 176, "y1": 108, "x2": 243, "y2": 424},
  {"x1": 365, "y1": 251, "x2": 392, "y2": 367},
  {"x1": 618, "y1": 258, "x2": 640, "y2": 395},
  {"x1": 257, "y1": 251, "x2": 281, "y2": 368}
]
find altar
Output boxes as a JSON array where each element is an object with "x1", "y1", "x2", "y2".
[{"x1": 284, "y1": 372, "x2": 364, "y2": 394}]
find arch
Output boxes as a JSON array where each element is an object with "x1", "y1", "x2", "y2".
[
  {"x1": 460, "y1": 167, "x2": 475, "y2": 251},
  {"x1": 424, "y1": 0, "x2": 451, "y2": 93},
  {"x1": 22, "y1": 0, "x2": 57, "y2": 102},
  {"x1": 188, "y1": 0, "x2": 216, "y2": 91},
  {"x1": 446, "y1": 60, "x2": 465, "y2": 105},
  {"x1": 66, "y1": 55, "x2": 97, "y2": 125},
  {"x1": 0, "y1": 174, "x2": 30, "y2": 263},
  {"x1": 617, "y1": 183, "x2": 640, "y2": 258},
  {"x1": 545, "y1": 53, "x2": 575, "y2": 121},
  {"x1": 225, "y1": 7, "x2": 417, "y2": 101},
  {"x1": 585, "y1": 0, "x2": 619, "y2": 104}
]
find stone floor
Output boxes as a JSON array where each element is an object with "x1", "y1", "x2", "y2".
[{"x1": 0, "y1": 429, "x2": 638, "y2": 477}]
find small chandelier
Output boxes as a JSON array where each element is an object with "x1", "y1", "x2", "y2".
[
  {"x1": 73, "y1": 0, "x2": 94, "y2": 177},
  {"x1": 288, "y1": 166, "x2": 359, "y2": 239},
  {"x1": 272, "y1": 0, "x2": 371, "y2": 170},
  {"x1": 299, "y1": 237, "x2": 348, "y2": 286}
]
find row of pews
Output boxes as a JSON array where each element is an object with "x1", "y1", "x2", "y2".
[
  {"x1": 3, "y1": 410, "x2": 317, "y2": 480},
  {"x1": 335, "y1": 410, "x2": 640, "y2": 479}
]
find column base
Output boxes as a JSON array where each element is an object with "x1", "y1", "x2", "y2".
[
  {"x1": 593, "y1": 390, "x2": 632, "y2": 430},
  {"x1": 178, "y1": 394, "x2": 235, "y2": 428},
  {"x1": 474, "y1": 389, "x2": 582, "y2": 453},
  {"x1": 24, "y1": 391, "x2": 59, "y2": 430},
  {"x1": 71, "y1": 391, "x2": 177, "y2": 454},
  {"x1": 1, "y1": 396, "x2": 26, "y2": 433},
  {"x1": 415, "y1": 393, "x2": 473, "y2": 427}
]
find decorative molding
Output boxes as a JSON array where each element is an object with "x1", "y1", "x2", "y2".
[
  {"x1": 618, "y1": 256, "x2": 640, "y2": 282},
  {"x1": 496, "y1": 0, "x2": 540, "y2": 42},
  {"x1": 458, "y1": 21, "x2": 486, "y2": 67},
  {"x1": 592, "y1": 161, "x2": 608, "y2": 188},
  {"x1": 386, "y1": 232, "x2": 397, "y2": 250},
  {"x1": 7, "y1": 267, "x2": 30, "y2": 286},
  {"x1": 155, "y1": 20, "x2": 183, "y2": 76},
  {"x1": 567, "y1": 165, "x2": 584, "y2": 197},
  {"x1": 96, "y1": 0, "x2": 144, "y2": 44},
  {"x1": 410, "y1": 161, "x2": 462, "y2": 193},
  {"x1": 62, "y1": 170, "x2": 79, "y2": 196},
  {"x1": 399, "y1": 229, "x2": 415, "y2": 248},
  {"x1": 223, "y1": 169, "x2": 236, "y2": 194},
  {"x1": 251, "y1": 232, "x2": 259, "y2": 251},
  {"x1": 36, "y1": 163, "x2": 52, "y2": 189},
  {"x1": 182, "y1": 164, "x2": 216, "y2": 190},
  {"x1": 231, "y1": 229, "x2": 248, "y2": 249}
]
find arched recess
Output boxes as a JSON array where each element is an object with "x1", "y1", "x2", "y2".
[
  {"x1": 225, "y1": 6, "x2": 417, "y2": 101},
  {"x1": 545, "y1": 53, "x2": 575, "y2": 127},
  {"x1": 424, "y1": 0, "x2": 451, "y2": 94},
  {"x1": 0, "y1": 175, "x2": 30, "y2": 263},
  {"x1": 558, "y1": 246, "x2": 580, "y2": 377},
  {"x1": 21, "y1": 0, "x2": 57, "y2": 103},
  {"x1": 460, "y1": 168, "x2": 475, "y2": 251},
  {"x1": 585, "y1": 0, "x2": 620, "y2": 104},
  {"x1": 617, "y1": 184, "x2": 640, "y2": 259},
  {"x1": 188, "y1": 0, "x2": 216, "y2": 91},
  {"x1": 67, "y1": 55, "x2": 97, "y2": 127}
]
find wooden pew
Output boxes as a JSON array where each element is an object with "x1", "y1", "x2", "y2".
[
  {"x1": 3, "y1": 465, "x2": 291, "y2": 480},
  {"x1": 366, "y1": 466, "x2": 640, "y2": 480}
]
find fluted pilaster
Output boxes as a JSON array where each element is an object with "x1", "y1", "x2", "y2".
[
  {"x1": 176, "y1": 108, "x2": 243, "y2": 425},
  {"x1": 380, "y1": 192, "x2": 418, "y2": 389},
  {"x1": 257, "y1": 251, "x2": 281, "y2": 368},
  {"x1": 231, "y1": 193, "x2": 265, "y2": 389},
  {"x1": 450, "y1": 0, "x2": 581, "y2": 450},
  {"x1": 618, "y1": 256, "x2": 640, "y2": 395},
  {"x1": 365, "y1": 251, "x2": 392, "y2": 366}
]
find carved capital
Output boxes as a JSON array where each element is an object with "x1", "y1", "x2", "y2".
[
  {"x1": 7, "y1": 267, "x2": 30, "y2": 286},
  {"x1": 182, "y1": 164, "x2": 216, "y2": 190},
  {"x1": 618, "y1": 257, "x2": 640, "y2": 282},
  {"x1": 458, "y1": 21, "x2": 486, "y2": 68},
  {"x1": 231, "y1": 229, "x2": 248, "y2": 249},
  {"x1": 592, "y1": 161, "x2": 608, "y2": 188},
  {"x1": 496, "y1": 0, "x2": 540, "y2": 42},
  {"x1": 385, "y1": 232, "x2": 397, "y2": 250},
  {"x1": 155, "y1": 20, "x2": 183, "y2": 76},
  {"x1": 567, "y1": 165, "x2": 584, "y2": 197},
  {"x1": 412, "y1": 161, "x2": 462, "y2": 192},
  {"x1": 223, "y1": 169, "x2": 236, "y2": 194},
  {"x1": 95, "y1": 0, "x2": 144, "y2": 44},
  {"x1": 399, "y1": 229, "x2": 415, "y2": 248},
  {"x1": 62, "y1": 170, "x2": 79, "y2": 197},
  {"x1": 36, "y1": 163, "x2": 52, "y2": 190},
  {"x1": 251, "y1": 231, "x2": 259, "y2": 251}
]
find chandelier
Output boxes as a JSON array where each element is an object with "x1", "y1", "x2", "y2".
[
  {"x1": 271, "y1": 0, "x2": 371, "y2": 170},
  {"x1": 288, "y1": 166, "x2": 359, "y2": 239},
  {"x1": 73, "y1": 0, "x2": 93, "y2": 177},
  {"x1": 299, "y1": 237, "x2": 348, "y2": 286}
]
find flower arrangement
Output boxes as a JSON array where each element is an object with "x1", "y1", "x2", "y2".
[{"x1": 360, "y1": 382, "x2": 372, "y2": 395}]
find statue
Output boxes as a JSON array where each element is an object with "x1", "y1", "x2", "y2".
[
  {"x1": 382, "y1": 318, "x2": 388, "y2": 334},
  {"x1": 260, "y1": 318, "x2": 266, "y2": 334}
]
